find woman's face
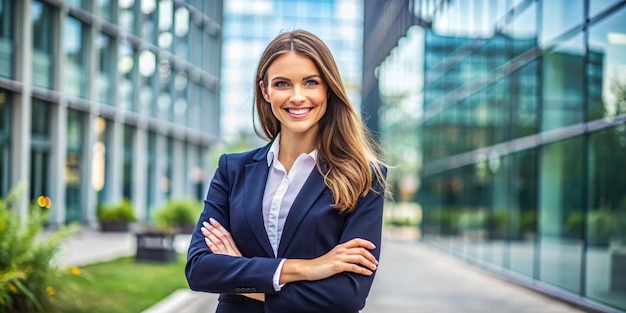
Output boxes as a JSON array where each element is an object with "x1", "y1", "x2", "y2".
[{"x1": 260, "y1": 52, "x2": 328, "y2": 138}]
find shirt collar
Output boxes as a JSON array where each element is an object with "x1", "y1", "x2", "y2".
[{"x1": 266, "y1": 133, "x2": 317, "y2": 167}]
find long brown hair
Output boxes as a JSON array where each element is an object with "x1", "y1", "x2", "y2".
[{"x1": 253, "y1": 29, "x2": 387, "y2": 214}]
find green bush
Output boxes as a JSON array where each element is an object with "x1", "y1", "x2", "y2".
[
  {"x1": 0, "y1": 185, "x2": 76, "y2": 313},
  {"x1": 154, "y1": 198, "x2": 202, "y2": 232},
  {"x1": 96, "y1": 199, "x2": 137, "y2": 223}
]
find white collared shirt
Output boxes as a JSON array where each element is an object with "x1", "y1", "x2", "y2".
[{"x1": 264, "y1": 133, "x2": 317, "y2": 291}]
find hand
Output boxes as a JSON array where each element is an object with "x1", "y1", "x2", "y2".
[
  {"x1": 280, "y1": 238, "x2": 378, "y2": 284},
  {"x1": 201, "y1": 218, "x2": 242, "y2": 257},
  {"x1": 201, "y1": 218, "x2": 265, "y2": 302}
]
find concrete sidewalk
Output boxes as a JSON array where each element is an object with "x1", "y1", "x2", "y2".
[
  {"x1": 53, "y1": 227, "x2": 587, "y2": 313},
  {"x1": 362, "y1": 239, "x2": 584, "y2": 313}
]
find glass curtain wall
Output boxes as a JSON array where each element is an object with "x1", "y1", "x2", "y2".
[
  {"x1": 376, "y1": 0, "x2": 626, "y2": 311},
  {"x1": 1, "y1": 0, "x2": 219, "y2": 229}
]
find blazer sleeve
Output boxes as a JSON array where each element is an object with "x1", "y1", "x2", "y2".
[
  {"x1": 185, "y1": 154, "x2": 283, "y2": 294},
  {"x1": 264, "y1": 177, "x2": 386, "y2": 313}
]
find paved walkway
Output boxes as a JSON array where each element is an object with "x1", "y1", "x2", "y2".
[{"x1": 51, "y1": 227, "x2": 589, "y2": 313}]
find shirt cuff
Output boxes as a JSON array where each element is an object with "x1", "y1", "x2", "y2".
[{"x1": 273, "y1": 259, "x2": 287, "y2": 292}]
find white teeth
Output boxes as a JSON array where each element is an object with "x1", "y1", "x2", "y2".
[{"x1": 288, "y1": 108, "x2": 310, "y2": 115}]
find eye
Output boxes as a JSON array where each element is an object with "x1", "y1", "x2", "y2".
[
  {"x1": 274, "y1": 81, "x2": 289, "y2": 88},
  {"x1": 304, "y1": 79, "x2": 320, "y2": 87}
]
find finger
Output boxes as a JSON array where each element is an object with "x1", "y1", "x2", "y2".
[
  {"x1": 207, "y1": 233, "x2": 225, "y2": 249},
  {"x1": 201, "y1": 226, "x2": 211, "y2": 237},
  {"x1": 206, "y1": 225, "x2": 237, "y2": 253},
  {"x1": 205, "y1": 237, "x2": 221, "y2": 253},
  {"x1": 343, "y1": 238, "x2": 376, "y2": 250},
  {"x1": 346, "y1": 247, "x2": 378, "y2": 265},
  {"x1": 340, "y1": 254, "x2": 377, "y2": 271},
  {"x1": 206, "y1": 219, "x2": 236, "y2": 250},
  {"x1": 347, "y1": 263, "x2": 374, "y2": 276},
  {"x1": 209, "y1": 218, "x2": 236, "y2": 242}
]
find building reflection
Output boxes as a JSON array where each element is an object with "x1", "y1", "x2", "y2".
[{"x1": 364, "y1": 0, "x2": 626, "y2": 312}]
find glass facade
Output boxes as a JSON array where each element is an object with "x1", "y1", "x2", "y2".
[
  {"x1": 221, "y1": 0, "x2": 363, "y2": 143},
  {"x1": 0, "y1": 0, "x2": 221, "y2": 226},
  {"x1": 370, "y1": 0, "x2": 626, "y2": 311}
]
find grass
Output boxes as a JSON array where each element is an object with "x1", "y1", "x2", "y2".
[{"x1": 52, "y1": 254, "x2": 189, "y2": 313}]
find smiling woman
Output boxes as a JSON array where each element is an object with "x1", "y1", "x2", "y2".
[
  {"x1": 259, "y1": 53, "x2": 328, "y2": 156},
  {"x1": 186, "y1": 29, "x2": 388, "y2": 313}
]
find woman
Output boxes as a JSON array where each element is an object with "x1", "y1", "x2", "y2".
[{"x1": 186, "y1": 29, "x2": 387, "y2": 313}]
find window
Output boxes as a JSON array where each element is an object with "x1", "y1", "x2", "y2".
[
  {"x1": 539, "y1": 136, "x2": 584, "y2": 293},
  {"x1": 31, "y1": 0, "x2": 55, "y2": 89},
  {"x1": 118, "y1": 41, "x2": 137, "y2": 111},
  {"x1": 0, "y1": 0, "x2": 14, "y2": 78},
  {"x1": 97, "y1": 33, "x2": 115, "y2": 104},
  {"x1": 64, "y1": 16, "x2": 89, "y2": 98},
  {"x1": 122, "y1": 125, "x2": 135, "y2": 200},
  {"x1": 30, "y1": 98, "x2": 52, "y2": 203},
  {"x1": 587, "y1": 7, "x2": 626, "y2": 121},
  {"x1": 66, "y1": 109, "x2": 84, "y2": 223}
]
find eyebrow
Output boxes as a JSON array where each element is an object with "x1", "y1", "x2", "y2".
[{"x1": 270, "y1": 74, "x2": 322, "y2": 82}]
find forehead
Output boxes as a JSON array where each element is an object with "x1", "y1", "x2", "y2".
[{"x1": 266, "y1": 52, "x2": 320, "y2": 78}]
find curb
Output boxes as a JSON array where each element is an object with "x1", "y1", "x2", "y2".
[{"x1": 142, "y1": 289, "x2": 218, "y2": 313}]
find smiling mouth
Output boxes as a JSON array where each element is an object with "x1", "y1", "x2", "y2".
[{"x1": 286, "y1": 108, "x2": 312, "y2": 115}]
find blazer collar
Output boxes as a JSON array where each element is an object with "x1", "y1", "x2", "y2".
[
  {"x1": 277, "y1": 168, "x2": 326, "y2": 257},
  {"x1": 245, "y1": 141, "x2": 327, "y2": 258},
  {"x1": 244, "y1": 142, "x2": 274, "y2": 257}
]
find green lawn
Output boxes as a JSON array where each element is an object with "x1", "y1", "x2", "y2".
[{"x1": 52, "y1": 254, "x2": 189, "y2": 313}]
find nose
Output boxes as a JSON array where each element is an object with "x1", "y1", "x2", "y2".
[{"x1": 289, "y1": 86, "x2": 306, "y2": 104}]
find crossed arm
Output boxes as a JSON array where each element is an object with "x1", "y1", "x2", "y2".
[{"x1": 201, "y1": 218, "x2": 378, "y2": 302}]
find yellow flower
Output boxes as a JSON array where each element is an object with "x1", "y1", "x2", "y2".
[
  {"x1": 46, "y1": 286, "x2": 55, "y2": 296},
  {"x1": 37, "y1": 196, "x2": 46, "y2": 207},
  {"x1": 8, "y1": 283, "x2": 17, "y2": 294},
  {"x1": 71, "y1": 266, "x2": 80, "y2": 276}
]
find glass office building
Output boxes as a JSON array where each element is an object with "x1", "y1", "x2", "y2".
[
  {"x1": 222, "y1": 0, "x2": 363, "y2": 143},
  {"x1": 0, "y1": 0, "x2": 222, "y2": 225},
  {"x1": 365, "y1": 0, "x2": 626, "y2": 311}
]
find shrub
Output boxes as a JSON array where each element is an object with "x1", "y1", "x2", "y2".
[
  {"x1": 0, "y1": 185, "x2": 76, "y2": 313},
  {"x1": 96, "y1": 199, "x2": 137, "y2": 224},
  {"x1": 153, "y1": 198, "x2": 202, "y2": 233}
]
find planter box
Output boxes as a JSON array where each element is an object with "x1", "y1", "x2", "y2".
[
  {"x1": 176, "y1": 223, "x2": 195, "y2": 234},
  {"x1": 135, "y1": 233, "x2": 177, "y2": 263},
  {"x1": 100, "y1": 222, "x2": 129, "y2": 232}
]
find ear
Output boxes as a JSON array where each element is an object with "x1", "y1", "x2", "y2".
[{"x1": 259, "y1": 80, "x2": 270, "y2": 103}]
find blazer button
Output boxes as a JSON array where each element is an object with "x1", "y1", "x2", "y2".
[{"x1": 234, "y1": 288, "x2": 241, "y2": 293}]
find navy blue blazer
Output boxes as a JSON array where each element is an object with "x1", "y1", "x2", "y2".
[{"x1": 185, "y1": 143, "x2": 385, "y2": 313}]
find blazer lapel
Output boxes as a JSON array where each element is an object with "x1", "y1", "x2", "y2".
[
  {"x1": 243, "y1": 144, "x2": 275, "y2": 257},
  {"x1": 277, "y1": 168, "x2": 326, "y2": 257}
]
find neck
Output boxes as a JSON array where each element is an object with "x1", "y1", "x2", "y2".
[{"x1": 278, "y1": 131, "x2": 316, "y2": 172}]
